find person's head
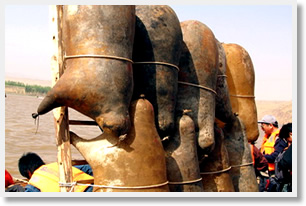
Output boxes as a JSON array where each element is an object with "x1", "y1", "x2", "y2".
[
  {"x1": 258, "y1": 115, "x2": 278, "y2": 135},
  {"x1": 279, "y1": 123, "x2": 292, "y2": 145},
  {"x1": 18, "y1": 152, "x2": 45, "y2": 179}
]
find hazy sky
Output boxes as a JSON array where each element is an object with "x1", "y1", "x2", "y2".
[{"x1": 5, "y1": 4, "x2": 294, "y2": 101}]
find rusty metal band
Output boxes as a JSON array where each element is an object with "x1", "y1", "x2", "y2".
[
  {"x1": 178, "y1": 81, "x2": 217, "y2": 95},
  {"x1": 231, "y1": 162, "x2": 254, "y2": 168},
  {"x1": 168, "y1": 177, "x2": 203, "y2": 185},
  {"x1": 60, "y1": 181, "x2": 169, "y2": 190},
  {"x1": 200, "y1": 166, "x2": 232, "y2": 175},
  {"x1": 64, "y1": 54, "x2": 134, "y2": 64},
  {"x1": 230, "y1": 94, "x2": 255, "y2": 98},
  {"x1": 133, "y1": 61, "x2": 180, "y2": 71}
]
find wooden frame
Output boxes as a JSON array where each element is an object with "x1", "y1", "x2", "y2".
[{"x1": 50, "y1": 5, "x2": 73, "y2": 192}]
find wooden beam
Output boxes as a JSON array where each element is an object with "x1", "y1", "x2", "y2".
[
  {"x1": 69, "y1": 120, "x2": 98, "y2": 126},
  {"x1": 50, "y1": 5, "x2": 74, "y2": 192},
  {"x1": 72, "y1": 159, "x2": 89, "y2": 166}
]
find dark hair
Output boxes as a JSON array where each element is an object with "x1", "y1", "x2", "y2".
[
  {"x1": 279, "y1": 123, "x2": 292, "y2": 140},
  {"x1": 273, "y1": 121, "x2": 279, "y2": 128},
  {"x1": 18, "y1": 152, "x2": 45, "y2": 179}
]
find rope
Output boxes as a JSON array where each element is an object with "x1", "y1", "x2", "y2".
[
  {"x1": 133, "y1": 61, "x2": 179, "y2": 71},
  {"x1": 217, "y1": 74, "x2": 227, "y2": 78},
  {"x1": 63, "y1": 56, "x2": 180, "y2": 72},
  {"x1": 59, "y1": 180, "x2": 169, "y2": 191},
  {"x1": 230, "y1": 94, "x2": 255, "y2": 98},
  {"x1": 200, "y1": 166, "x2": 232, "y2": 175},
  {"x1": 13, "y1": 177, "x2": 28, "y2": 184},
  {"x1": 69, "y1": 182, "x2": 77, "y2": 192},
  {"x1": 32, "y1": 113, "x2": 40, "y2": 134},
  {"x1": 64, "y1": 54, "x2": 134, "y2": 64},
  {"x1": 168, "y1": 177, "x2": 202, "y2": 185},
  {"x1": 231, "y1": 162, "x2": 254, "y2": 168},
  {"x1": 178, "y1": 81, "x2": 217, "y2": 95}
]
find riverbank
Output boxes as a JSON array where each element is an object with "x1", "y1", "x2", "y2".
[
  {"x1": 5, "y1": 76, "x2": 51, "y2": 87},
  {"x1": 5, "y1": 77, "x2": 51, "y2": 97}
]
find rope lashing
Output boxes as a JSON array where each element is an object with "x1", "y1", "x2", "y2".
[
  {"x1": 133, "y1": 61, "x2": 180, "y2": 71},
  {"x1": 231, "y1": 162, "x2": 254, "y2": 168},
  {"x1": 168, "y1": 177, "x2": 202, "y2": 185},
  {"x1": 32, "y1": 113, "x2": 40, "y2": 134},
  {"x1": 178, "y1": 81, "x2": 217, "y2": 95},
  {"x1": 64, "y1": 54, "x2": 134, "y2": 64},
  {"x1": 59, "y1": 180, "x2": 169, "y2": 191},
  {"x1": 230, "y1": 94, "x2": 255, "y2": 98},
  {"x1": 217, "y1": 74, "x2": 227, "y2": 78},
  {"x1": 64, "y1": 55, "x2": 180, "y2": 72},
  {"x1": 200, "y1": 166, "x2": 232, "y2": 175}
]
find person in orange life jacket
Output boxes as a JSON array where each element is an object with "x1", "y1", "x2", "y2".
[
  {"x1": 18, "y1": 152, "x2": 94, "y2": 192},
  {"x1": 258, "y1": 115, "x2": 287, "y2": 176}
]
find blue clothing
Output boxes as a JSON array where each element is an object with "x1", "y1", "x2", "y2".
[
  {"x1": 75, "y1": 164, "x2": 93, "y2": 176},
  {"x1": 25, "y1": 164, "x2": 93, "y2": 192},
  {"x1": 264, "y1": 137, "x2": 288, "y2": 163},
  {"x1": 25, "y1": 184, "x2": 41, "y2": 192}
]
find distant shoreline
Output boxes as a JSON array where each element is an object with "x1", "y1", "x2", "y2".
[
  {"x1": 5, "y1": 76, "x2": 52, "y2": 87},
  {"x1": 5, "y1": 79, "x2": 51, "y2": 96}
]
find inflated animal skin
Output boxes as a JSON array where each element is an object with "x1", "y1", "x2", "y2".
[
  {"x1": 177, "y1": 20, "x2": 218, "y2": 153},
  {"x1": 215, "y1": 40, "x2": 233, "y2": 123},
  {"x1": 223, "y1": 115, "x2": 259, "y2": 192},
  {"x1": 222, "y1": 43, "x2": 259, "y2": 143},
  {"x1": 164, "y1": 111, "x2": 204, "y2": 192},
  {"x1": 70, "y1": 97, "x2": 169, "y2": 192},
  {"x1": 35, "y1": 5, "x2": 135, "y2": 136},
  {"x1": 132, "y1": 5, "x2": 182, "y2": 139},
  {"x1": 199, "y1": 124, "x2": 235, "y2": 192}
]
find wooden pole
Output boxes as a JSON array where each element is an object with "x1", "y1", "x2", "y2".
[{"x1": 50, "y1": 5, "x2": 74, "y2": 192}]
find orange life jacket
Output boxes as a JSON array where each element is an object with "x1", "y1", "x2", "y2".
[
  {"x1": 260, "y1": 129, "x2": 280, "y2": 171},
  {"x1": 28, "y1": 162, "x2": 94, "y2": 192},
  {"x1": 250, "y1": 144, "x2": 255, "y2": 166}
]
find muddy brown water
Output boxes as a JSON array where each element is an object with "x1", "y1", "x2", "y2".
[
  {"x1": 5, "y1": 94, "x2": 102, "y2": 179},
  {"x1": 5, "y1": 93, "x2": 281, "y2": 179}
]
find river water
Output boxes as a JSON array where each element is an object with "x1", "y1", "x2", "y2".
[{"x1": 5, "y1": 94, "x2": 102, "y2": 179}]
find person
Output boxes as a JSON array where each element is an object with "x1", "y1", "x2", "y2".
[
  {"x1": 268, "y1": 123, "x2": 292, "y2": 192},
  {"x1": 258, "y1": 115, "x2": 287, "y2": 177},
  {"x1": 5, "y1": 170, "x2": 26, "y2": 192},
  {"x1": 249, "y1": 142, "x2": 269, "y2": 191},
  {"x1": 18, "y1": 152, "x2": 94, "y2": 192},
  {"x1": 5, "y1": 170, "x2": 14, "y2": 188}
]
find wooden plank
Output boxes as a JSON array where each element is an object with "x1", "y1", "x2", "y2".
[
  {"x1": 69, "y1": 120, "x2": 98, "y2": 126},
  {"x1": 50, "y1": 5, "x2": 74, "y2": 192},
  {"x1": 72, "y1": 159, "x2": 89, "y2": 166},
  {"x1": 77, "y1": 179, "x2": 95, "y2": 185}
]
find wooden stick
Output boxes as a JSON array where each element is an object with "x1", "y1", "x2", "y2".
[
  {"x1": 72, "y1": 159, "x2": 88, "y2": 166},
  {"x1": 50, "y1": 5, "x2": 74, "y2": 192},
  {"x1": 69, "y1": 120, "x2": 98, "y2": 126}
]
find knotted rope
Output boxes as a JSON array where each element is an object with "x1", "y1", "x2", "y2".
[
  {"x1": 168, "y1": 177, "x2": 203, "y2": 185},
  {"x1": 32, "y1": 113, "x2": 40, "y2": 134},
  {"x1": 178, "y1": 81, "x2": 217, "y2": 95},
  {"x1": 133, "y1": 61, "x2": 179, "y2": 71},
  {"x1": 200, "y1": 166, "x2": 232, "y2": 175},
  {"x1": 231, "y1": 162, "x2": 254, "y2": 168},
  {"x1": 64, "y1": 54, "x2": 133, "y2": 63},
  {"x1": 230, "y1": 94, "x2": 255, "y2": 98},
  {"x1": 59, "y1": 180, "x2": 169, "y2": 192}
]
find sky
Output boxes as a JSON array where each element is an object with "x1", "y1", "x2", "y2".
[{"x1": 4, "y1": 3, "x2": 295, "y2": 101}]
